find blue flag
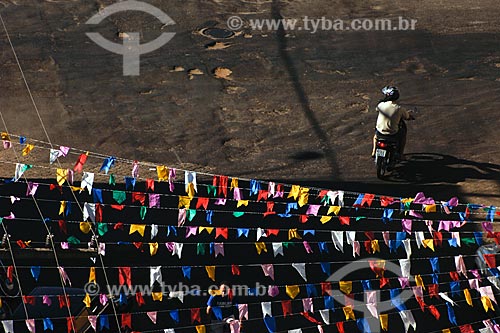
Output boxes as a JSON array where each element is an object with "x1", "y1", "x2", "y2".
[{"x1": 43, "y1": 318, "x2": 54, "y2": 331}]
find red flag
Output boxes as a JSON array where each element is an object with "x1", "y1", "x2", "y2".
[
  {"x1": 216, "y1": 228, "x2": 228, "y2": 239},
  {"x1": 7, "y1": 266, "x2": 13, "y2": 282},
  {"x1": 196, "y1": 197, "x2": 209, "y2": 210},
  {"x1": 364, "y1": 240, "x2": 372, "y2": 254},
  {"x1": 231, "y1": 264, "x2": 240, "y2": 276},
  {"x1": 321, "y1": 282, "x2": 332, "y2": 296},
  {"x1": 415, "y1": 296, "x2": 426, "y2": 312},
  {"x1": 301, "y1": 312, "x2": 322, "y2": 325},
  {"x1": 281, "y1": 300, "x2": 292, "y2": 317},
  {"x1": 428, "y1": 284, "x2": 439, "y2": 298},
  {"x1": 484, "y1": 254, "x2": 496, "y2": 268},
  {"x1": 191, "y1": 308, "x2": 201, "y2": 324},
  {"x1": 317, "y1": 190, "x2": 328, "y2": 199},
  {"x1": 433, "y1": 231, "x2": 443, "y2": 247},
  {"x1": 361, "y1": 193, "x2": 375, "y2": 207},
  {"x1": 145, "y1": 179, "x2": 155, "y2": 192},
  {"x1": 121, "y1": 313, "x2": 131, "y2": 329},
  {"x1": 135, "y1": 292, "x2": 145, "y2": 307},
  {"x1": 95, "y1": 203, "x2": 103, "y2": 222},
  {"x1": 299, "y1": 215, "x2": 308, "y2": 223},
  {"x1": 267, "y1": 229, "x2": 280, "y2": 237},
  {"x1": 336, "y1": 322, "x2": 345, "y2": 333},
  {"x1": 119, "y1": 267, "x2": 132, "y2": 288},
  {"x1": 263, "y1": 201, "x2": 276, "y2": 217},
  {"x1": 427, "y1": 305, "x2": 440, "y2": 320},
  {"x1": 58, "y1": 219, "x2": 67, "y2": 235},
  {"x1": 133, "y1": 242, "x2": 144, "y2": 251},
  {"x1": 339, "y1": 216, "x2": 350, "y2": 225},
  {"x1": 67, "y1": 317, "x2": 74, "y2": 333},
  {"x1": 50, "y1": 184, "x2": 63, "y2": 194},
  {"x1": 449, "y1": 271, "x2": 459, "y2": 281},
  {"x1": 369, "y1": 260, "x2": 385, "y2": 278},
  {"x1": 16, "y1": 240, "x2": 27, "y2": 248},
  {"x1": 132, "y1": 192, "x2": 146, "y2": 206},
  {"x1": 111, "y1": 205, "x2": 125, "y2": 211},
  {"x1": 114, "y1": 222, "x2": 124, "y2": 230},
  {"x1": 218, "y1": 176, "x2": 228, "y2": 197},
  {"x1": 380, "y1": 196, "x2": 395, "y2": 207},
  {"x1": 379, "y1": 277, "x2": 390, "y2": 288},
  {"x1": 459, "y1": 324, "x2": 474, "y2": 333},
  {"x1": 73, "y1": 153, "x2": 88, "y2": 173},
  {"x1": 364, "y1": 232, "x2": 375, "y2": 240},
  {"x1": 23, "y1": 295, "x2": 36, "y2": 305},
  {"x1": 58, "y1": 295, "x2": 70, "y2": 308},
  {"x1": 257, "y1": 190, "x2": 269, "y2": 201}
]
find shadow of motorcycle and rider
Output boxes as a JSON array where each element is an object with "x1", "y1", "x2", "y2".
[{"x1": 380, "y1": 153, "x2": 500, "y2": 184}]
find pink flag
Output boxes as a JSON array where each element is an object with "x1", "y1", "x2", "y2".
[
  {"x1": 214, "y1": 243, "x2": 225, "y2": 257},
  {"x1": 238, "y1": 304, "x2": 248, "y2": 320},
  {"x1": 88, "y1": 315, "x2": 97, "y2": 330},
  {"x1": 306, "y1": 204, "x2": 320, "y2": 216},
  {"x1": 26, "y1": 319, "x2": 35, "y2": 333},
  {"x1": 42, "y1": 295, "x2": 52, "y2": 306},
  {"x1": 149, "y1": 194, "x2": 160, "y2": 208},
  {"x1": 147, "y1": 311, "x2": 157, "y2": 324},
  {"x1": 261, "y1": 264, "x2": 274, "y2": 280}
]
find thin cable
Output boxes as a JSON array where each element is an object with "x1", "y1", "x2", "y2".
[
  {"x1": 0, "y1": 111, "x2": 78, "y2": 333},
  {"x1": 0, "y1": 12, "x2": 124, "y2": 327},
  {"x1": 0, "y1": 223, "x2": 30, "y2": 320}
]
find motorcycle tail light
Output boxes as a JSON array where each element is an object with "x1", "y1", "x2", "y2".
[{"x1": 377, "y1": 142, "x2": 386, "y2": 148}]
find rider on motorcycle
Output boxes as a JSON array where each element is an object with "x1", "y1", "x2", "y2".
[{"x1": 371, "y1": 86, "x2": 414, "y2": 159}]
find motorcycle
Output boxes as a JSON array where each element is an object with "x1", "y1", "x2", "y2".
[
  {"x1": 374, "y1": 135, "x2": 401, "y2": 179},
  {"x1": 374, "y1": 110, "x2": 416, "y2": 179}
]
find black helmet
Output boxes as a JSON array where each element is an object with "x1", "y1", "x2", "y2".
[{"x1": 381, "y1": 86, "x2": 399, "y2": 101}]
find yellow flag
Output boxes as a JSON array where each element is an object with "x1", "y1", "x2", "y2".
[
  {"x1": 196, "y1": 325, "x2": 206, "y2": 333},
  {"x1": 230, "y1": 178, "x2": 238, "y2": 190},
  {"x1": 422, "y1": 239, "x2": 435, "y2": 252},
  {"x1": 83, "y1": 293, "x2": 91, "y2": 308},
  {"x1": 1, "y1": 132, "x2": 10, "y2": 140},
  {"x1": 186, "y1": 182, "x2": 196, "y2": 199},
  {"x1": 129, "y1": 224, "x2": 146, "y2": 237},
  {"x1": 206, "y1": 266, "x2": 216, "y2": 281},
  {"x1": 339, "y1": 281, "x2": 352, "y2": 295},
  {"x1": 286, "y1": 285, "x2": 300, "y2": 299},
  {"x1": 297, "y1": 188, "x2": 309, "y2": 207},
  {"x1": 156, "y1": 165, "x2": 168, "y2": 181},
  {"x1": 22, "y1": 144, "x2": 34, "y2": 156},
  {"x1": 178, "y1": 196, "x2": 191, "y2": 209},
  {"x1": 70, "y1": 186, "x2": 83, "y2": 192},
  {"x1": 380, "y1": 314, "x2": 388, "y2": 331},
  {"x1": 401, "y1": 198, "x2": 414, "y2": 205},
  {"x1": 152, "y1": 292, "x2": 163, "y2": 301},
  {"x1": 371, "y1": 240, "x2": 380, "y2": 253},
  {"x1": 424, "y1": 204, "x2": 437, "y2": 213},
  {"x1": 327, "y1": 206, "x2": 341, "y2": 215},
  {"x1": 415, "y1": 275, "x2": 426, "y2": 290},
  {"x1": 320, "y1": 216, "x2": 332, "y2": 224},
  {"x1": 80, "y1": 222, "x2": 92, "y2": 234},
  {"x1": 343, "y1": 306, "x2": 355, "y2": 320},
  {"x1": 288, "y1": 229, "x2": 301, "y2": 240},
  {"x1": 56, "y1": 168, "x2": 68, "y2": 185},
  {"x1": 88, "y1": 267, "x2": 96, "y2": 284},
  {"x1": 199, "y1": 227, "x2": 214, "y2": 234},
  {"x1": 482, "y1": 296, "x2": 494, "y2": 312},
  {"x1": 255, "y1": 242, "x2": 267, "y2": 254},
  {"x1": 59, "y1": 201, "x2": 66, "y2": 215},
  {"x1": 464, "y1": 289, "x2": 473, "y2": 306},
  {"x1": 237, "y1": 200, "x2": 249, "y2": 208},
  {"x1": 287, "y1": 185, "x2": 300, "y2": 200},
  {"x1": 150, "y1": 242, "x2": 158, "y2": 256},
  {"x1": 442, "y1": 329, "x2": 451, "y2": 333}
]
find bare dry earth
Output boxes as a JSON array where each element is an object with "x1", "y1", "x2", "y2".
[{"x1": 0, "y1": 0, "x2": 500, "y2": 205}]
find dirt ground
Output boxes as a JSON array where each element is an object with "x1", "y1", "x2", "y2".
[{"x1": 1, "y1": 0, "x2": 500, "y2": 205}]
